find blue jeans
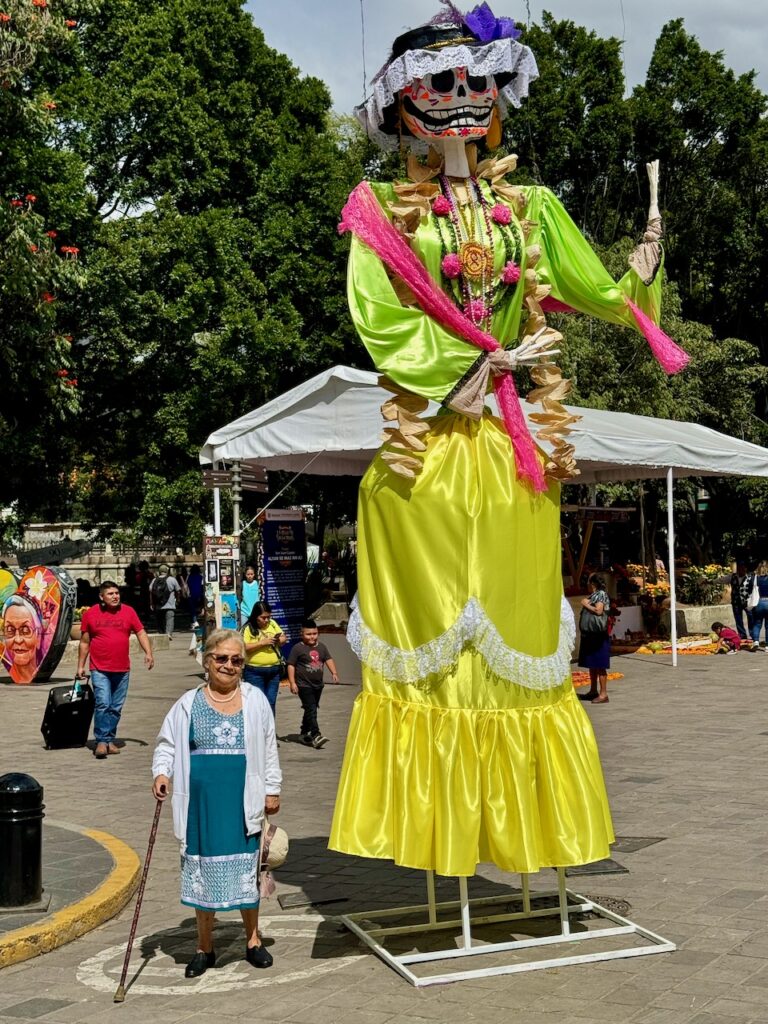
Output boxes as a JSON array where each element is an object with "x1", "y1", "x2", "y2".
[
  {"x1": 91, "y1": 670, "x2": 130, "y2": 744},
  {"x1": 751, "y1": 599, "x2": 768, "y2": 645},
  {"x1": 243, "y1": 665, "x2": 281, "y2": 719},
  {"x1": 733, "y1": 604, "x2": 753, "y2": 641}
]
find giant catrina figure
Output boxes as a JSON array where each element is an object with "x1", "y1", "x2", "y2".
[{"x1": 330, "y1": 2, "x2": 688, "y2": 877}]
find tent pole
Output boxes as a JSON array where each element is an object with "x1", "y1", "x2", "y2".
[
  {"x1": 213, "y1": 461, "x2": 221, "y2": 535},
  {"x1": 666, "y1": 467, "x2": 678, "y2": 668},
  {"x1": 240, "y1": 451, "x2": 323, "y2": 534}
]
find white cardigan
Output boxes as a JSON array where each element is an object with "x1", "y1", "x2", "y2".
[{"x1": 152, "y1": 683, "x2": 282, "y2": 852}]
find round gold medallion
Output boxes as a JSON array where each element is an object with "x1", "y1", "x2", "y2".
[{"x1": 459, "y1": 241, "x2": 493, "y2": 281}]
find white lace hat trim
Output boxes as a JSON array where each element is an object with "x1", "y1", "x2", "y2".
[
  {"x1": 347, "y1": 595, "x2": 576, "y2": 690},
  {"x1": 356, "y1": 39, "x2": 538, "y2": 152}
]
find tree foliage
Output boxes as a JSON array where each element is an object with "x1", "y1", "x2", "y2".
[{"x1": 4, "y1": 4, "x2": 768, "y2": 558}]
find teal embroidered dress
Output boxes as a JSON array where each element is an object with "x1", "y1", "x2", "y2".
[{"x1": 181, "y1": 690, "x2": 260, "y2": 911}]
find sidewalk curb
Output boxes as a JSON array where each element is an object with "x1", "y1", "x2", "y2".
[{"x1": 0, "y1": 824, "x2": 140, "y2": 969}]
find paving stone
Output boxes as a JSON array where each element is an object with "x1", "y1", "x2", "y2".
[{"x1": 0, "y1": 1001, "x2": 73, "y2": 1020}]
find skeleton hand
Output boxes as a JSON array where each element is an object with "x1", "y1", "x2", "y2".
[
  {"x1": 646, "y1": 160, "x2": 660, "y2": 224},
  {"x1": 507, "y1": 327, "x2": 560, "y2": 369}
]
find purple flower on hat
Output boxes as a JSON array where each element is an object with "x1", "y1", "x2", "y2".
[{"x1": 464, "y1": 3, "x2": 522, "y2": 43}]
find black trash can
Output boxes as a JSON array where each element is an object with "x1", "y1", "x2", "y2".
[{"x1": 0, "y1": 773, "x2": 45, "y2": 907}]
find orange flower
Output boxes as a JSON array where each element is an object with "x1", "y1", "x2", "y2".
[
  {"x1": 46, "y1": 230, "x2": 57, "y2": 237},
  {"x1": 29, "y1": 244, "x2": 39, "y2": 252},
  {"x1": 65, "y1": 18, "x2": 76, "y2": 26},
  {"x1": 56, "y1": 369, "x2": 69, "y2": 377},
  {"x1": 62, "y1": 334, "x2": 73, "y2": 342},
  {"x1": 32, "y1": 0, "x2": 47, "y2": 7},
  {"x1": 42, "y1": 292, "x2": 56, "y2": 302},
  {"x1": 42, "y1": 101, "x2": 57, "y2": 110},
  {"x1": 10, "y1": 198, "x2": 23, "y2": 207},
  {"x1": 0, "y1": 12, "x2": 11, "y2": 22},
  {"x1": 25, "y1": 193, "x2": 37, "y2": 202}
]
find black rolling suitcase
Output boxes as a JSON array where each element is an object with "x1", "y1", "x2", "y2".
[{"x1": 41, "y1": 679, "x2": 95, "y2": 749}]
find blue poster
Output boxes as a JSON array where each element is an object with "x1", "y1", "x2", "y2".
[{"x1": 260, "y1": 511, "x2": 306, "y2": 650}]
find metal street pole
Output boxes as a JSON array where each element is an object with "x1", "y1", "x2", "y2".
[{"x1": 231, "y1": 461, "x2": 241, "y2": 536}]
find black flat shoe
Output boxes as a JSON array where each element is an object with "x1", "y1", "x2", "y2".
[
  {"x1": 184, "y1": 950, "x2": 216, "y2": 978},
  {"x1": 245, "y1": 943, "x2": 273, "y2": 969}
]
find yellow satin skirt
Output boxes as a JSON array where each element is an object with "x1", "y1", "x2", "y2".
[{"x1": 329, "y1": 412, "x2": 614, "y2": 877}]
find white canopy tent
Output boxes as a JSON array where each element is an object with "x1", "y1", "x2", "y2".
[{"x1": 201, "y1": 365, "x2": 768, "y2": 664}]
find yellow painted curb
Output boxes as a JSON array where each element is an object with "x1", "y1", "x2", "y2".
[{"x1": 0, "y1": 827, "x2": 140, "y2": 969}]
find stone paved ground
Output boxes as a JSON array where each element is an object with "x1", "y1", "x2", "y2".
[{"x1": 1, "y1": 638, "x2": 768, "y2": 1022}]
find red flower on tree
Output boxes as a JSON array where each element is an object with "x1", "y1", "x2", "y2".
[
  {"x1": 56, "y1": 369, "x2": 69, "y2": 377},
  {"x1": 32, "y1": 0, "x2": 47, "y2": 8},
  {"x1": 0, "y1": 13, "x2": 11, "y2": 22},
  {"x1": 25, "y1": 194, "x2": 37, "y2": 203},
  {"x1": 46, "y1": 230, "x2": 57, "y2": 237},
  {"x1": 42, "y1": 101, "x2": 56, "y2": 110},
  {"x1": 63, "y1": 334, "x2": 73, "y2": 342},
  {"x1": 42, "y1": 292, "x2": 56, "y2": 303},
  {"x1": 10, "y1": 198, "x2": 23, "y2": 208},
  {"x1": 29, "y1": 244, "x2": 39, "y2": 252},
  {"x1": 65, "y1": 18, "x2": 76, "y2": 26}
]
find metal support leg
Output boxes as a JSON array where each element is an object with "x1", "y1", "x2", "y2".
[
  {"x1": 521, "y1": 873, "x2": 531, "y2": 915},
  {"x1": 426, "y1": 871, "x2": 437, "y2": 926},
  {"x1": 458, "y1": 876, "x2": 472, "y2": 950},
  {"x1": 557, "y1": 867, "x2": 570, "y2": 936}
]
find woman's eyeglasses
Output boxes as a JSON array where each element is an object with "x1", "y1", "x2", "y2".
[
  {"x1": 210, "y1": 654, "x2": 245, "y2": 667},
  {"x1": 3, "y1": 625, "x2": 37, "y2": 639}
]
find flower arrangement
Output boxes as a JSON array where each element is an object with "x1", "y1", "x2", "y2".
[
  {"x1": 73, "y1": 606, "x2": 89, "y2": 622},
  {"x1": 677, "y1": 563, "x2": 729, "y2": 606}
]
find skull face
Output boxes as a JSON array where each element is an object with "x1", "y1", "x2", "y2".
[{"x1": 400, "y1": 67, "x2": 498, "y2": 141}]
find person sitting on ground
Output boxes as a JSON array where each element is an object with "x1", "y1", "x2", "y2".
[
  {"x1": 152, "y1": 629, "x2": 281, "y2": 978},
  {"x1": 712, "y1": 621, "x2": 741, "y2": 653},
  {"x1": 287, "y1": 618, "x2": 339, "y2": 749}
]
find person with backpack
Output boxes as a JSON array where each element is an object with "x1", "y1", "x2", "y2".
[{"x1": 151, "y1": 564, "x2": 181, "y2": 640}]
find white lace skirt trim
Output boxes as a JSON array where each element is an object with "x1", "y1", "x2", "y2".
[
  {"x1": 358, "y1": 39, "x2": 539, "y2": 152},
  {"x1": 348, "y1": 596, "x2": 576, "y2": 691}
]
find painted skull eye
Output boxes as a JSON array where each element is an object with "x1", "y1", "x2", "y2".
[
  {"x1": 429, "y1": 70, "x2": 455, "y2": 93},
  {"x1": 467, "y1": 73, "x2": 490, "y2": 93}
]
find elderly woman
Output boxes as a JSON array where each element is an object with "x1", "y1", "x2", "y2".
[
  {"x1": 152, "y1": 628, "x2": 281, "y2": 978},
  {"x1": 2, "y1": 595, "x2": 44, "y2": 685}
]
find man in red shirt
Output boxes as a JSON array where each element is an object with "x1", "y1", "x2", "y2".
[{"x1": 77, "y1": 580, "x2": 154, "y2": 759}]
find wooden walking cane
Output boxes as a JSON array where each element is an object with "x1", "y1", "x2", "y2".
[{"x1": 113, "y1": 798, "x2": 163, "y2": 1003}]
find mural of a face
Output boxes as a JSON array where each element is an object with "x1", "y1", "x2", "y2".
[
  {"x1": 400, "y1": 67, "x2": 498, "y2": 141},
  {"x1": 1, "y1": 596, "x2": 43, "y2": 684},
  {"x1": 0, "y1": 566, "x2": 74, "y2": 685}
]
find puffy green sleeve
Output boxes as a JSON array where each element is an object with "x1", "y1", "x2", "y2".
[
  {"x1": 347, "y1": 184, "x2": 480, "y2": 403},
  {"x1": 524, "y1": 186, "x2": 663, "y2": 327}
]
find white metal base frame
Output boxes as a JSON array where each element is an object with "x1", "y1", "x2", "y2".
[{"x1": 340, "y1": 869, "x2": 675, "y2": 986}]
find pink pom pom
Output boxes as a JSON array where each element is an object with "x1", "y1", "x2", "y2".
[
  {"x1": 466, "y1": 298, "x2": 489, "y2": 322},
  {"x1": 441, "y1": 253, "x2": 462, "y2": 278},
  {"x1": 501, "y1": 260, "x2": 520, "y2": 284},
  {"x1": 432, "y1": 195, "x2": 451, "y2": 216},
  {"x1": 491, "y1": 203, "x2": 511, "y2": 225}
]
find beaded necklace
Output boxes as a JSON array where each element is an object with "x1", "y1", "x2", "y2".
[{"x1": 437, "y1": 176, "x2": 522, "y2": 329}]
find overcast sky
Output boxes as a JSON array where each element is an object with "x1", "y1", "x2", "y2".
[{"x1": 249, "y1": 1, "x2": 766, "y2": 113}]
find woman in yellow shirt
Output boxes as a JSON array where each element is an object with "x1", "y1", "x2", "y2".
[{"x1": 243, "y1": 602, "x2": 286, "y2": 719}]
